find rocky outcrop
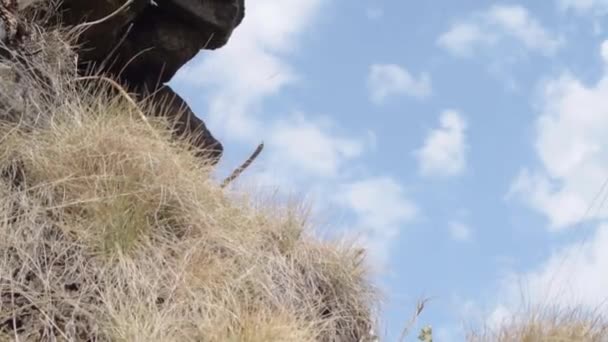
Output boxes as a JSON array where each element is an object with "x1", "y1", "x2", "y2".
[{"x1": 58, "y1": 0, "x2": 246, "y2": 163}]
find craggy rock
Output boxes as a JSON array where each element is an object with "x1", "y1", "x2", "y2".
[
  {"x1": 57, "y1": 0, "x2": 246, "y2": 163},
  {"x1": 148, "y1": 86, "x2": 223, "y2": 161}
]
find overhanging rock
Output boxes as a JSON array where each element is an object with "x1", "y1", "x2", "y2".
[{"x1": 59, "y1": 0, "x2": 246, "y2": 163}]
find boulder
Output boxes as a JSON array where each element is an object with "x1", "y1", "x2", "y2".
[{"x1": 58, "y1": 0, "x2": 246, "y2": 163}]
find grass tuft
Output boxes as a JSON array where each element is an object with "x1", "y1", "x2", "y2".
[{"x1": 468, "y1": 307, "x2": 608, "y2": 342}]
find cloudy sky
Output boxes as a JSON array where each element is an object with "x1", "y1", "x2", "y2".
[{"x1": 172, "y1": 1, "x2": 608, "y2": 340}]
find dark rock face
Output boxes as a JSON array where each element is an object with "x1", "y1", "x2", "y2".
[
  {"x1": 58, "y1": 0, "x2": 245, "y2": 163},
  {"x1": 148, "y1": 86, "x2": 224, "y2": 161},
  {"x1": 164, "y1": 0, "x2": 245, "y2": 50}
]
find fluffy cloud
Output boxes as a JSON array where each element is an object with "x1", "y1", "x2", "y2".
[
  {"x1": 368, "y1": 64, "x2": 432, "y2": 103},
  {"x1": 268, "y1": 114, "x2": 364, "y2": 178},
  {"x1": 449, "y1": 221, "x2": 473, "y2": 242},
  {"x1": 559, "y1": 0, "x2": 608, "y2": 14},
  {"x1": 474, "y1": 40, "x2": 608, "y2": 336},
  {"x1": 437, "y1": 23, "x2": 496, "y2": 57},
  {"x1": 514, "y1": 224, "x2": 608, "y2": 309},
  {"x1": 174, "y1": 0, "x2": 324, "y2": 142},
  {"x1": 488, "y1": 224, "x2": 608, "y2": 324},
  {"x1": 416, "y1": 110, "x2": 468, "y2": 178},
  {"x1": 334, "y1": 177, "x2": 418, "y2": 265},
  {"x1": 509, "y1": 40, "x2": 608, "y2": 229},
  {"x1": 438, "y1": 5, "x2": 562, "y2": 57}
]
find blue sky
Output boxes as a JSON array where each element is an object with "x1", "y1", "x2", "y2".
[{"x1": 172, "y1": 1, "x2": 608, "y2": 340}]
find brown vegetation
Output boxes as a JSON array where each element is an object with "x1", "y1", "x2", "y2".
[{"x1": 0, "y1": 6, "x2": 377, "y2": 341}]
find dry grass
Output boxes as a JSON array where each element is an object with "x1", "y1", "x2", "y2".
[
  {"x1": 0, "y1": 6, "x2": 377, "y2": 341},
  {"x1": 468, "y1": 307, "x2": 608, "y2": 342},
  {"x1": 4, "y1": 4, "x2": 608, "y2": 342}
]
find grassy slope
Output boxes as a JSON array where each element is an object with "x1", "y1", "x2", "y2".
[
  {"x1": 1, "y1": 4, "x2": 608, "y2": 342},
  {"x1": 0, "y1": 99, "x2": 375, "y2": 341},
  {"x1": 0, "y1": 9, "x2": 375, "y2": 341}
]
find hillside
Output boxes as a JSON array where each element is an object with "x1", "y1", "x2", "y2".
[
  {"x1": 0, "y1": 4, "x2": 376, "y2": 341},
  {"x1": 3, "y1": 2, "x2": 608, "y2": 342}
]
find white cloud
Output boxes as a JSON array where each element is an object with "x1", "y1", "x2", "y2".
[
  {"x1": 416, "y1": 110, "x2": 468, "y2": 178},
  {"x1": 488, "y1": 6, "x2": 563, "y2": 53},
  {"x1": 438, "y1": 5, "x2": 562, "y2": 58},
  {"x1": 517, "y1": 224, "x2": 608, "y2": 309},
  {"x1": 368, "y1": 64, "x2": 432, "y2": 104},
  {"x1": 559, "y1": 0, "x2": 608, "y2": 14},
  {"x1": 438, "y1": 23, "x2": 496, "y2": 57},
  {"x1": 488, "y1": 224, "x2": 608, "y2": 324},
  {"x1": 174, "y1": 0, "x2": 324, "y2": 142},
  {"x1": 509, "y1": 40, "x2": 608, "y2": 229},
  {"x1": 268, "y1": 114, "x2": 364, "y2": 178},
  {"x1": 334, "y1": 177, "x2": 418, "y2": 265},
  {"x1": 449, "y1": 221, "x2": 472, "y2": 242},
  {"x1": 509, "y1": 170, "x2": 589, "y2": 231},
  {"x1": 602, "y1": 40, "x2": 608, "y2": 60}
]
